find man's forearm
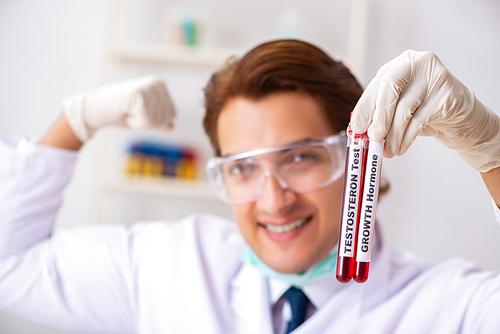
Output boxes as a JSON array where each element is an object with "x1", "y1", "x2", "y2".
[{"x1": 38, "y1": 113, "x2": 83, "y2": 151}]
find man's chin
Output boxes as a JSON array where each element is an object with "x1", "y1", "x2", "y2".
[{"x1": 262, "y1": 255, "x2": 312, "y2": 274}]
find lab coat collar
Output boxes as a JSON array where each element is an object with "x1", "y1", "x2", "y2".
[
  {"x1": 268, "y1": 223, "x2": 390, "y2": 312},
  {"x1": 268, "y1": 224, "x2": 389, "y2": 309},
  {"x1": 230, "y1": 261, "x2": 274, "y2": 334},
  {"x1": 293, "y1": 224, "x2": 394, "y2": 334},
  {"x1": 267, "y1": 266, "x2": 343, "y2": 310},
  {"x1": 230, "y1": 223, "x2": 391, "y2": 333}
]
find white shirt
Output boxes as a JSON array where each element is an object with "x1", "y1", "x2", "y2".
[{"x1": 1, "y1": 136, "x2": 500, "y2": 334}]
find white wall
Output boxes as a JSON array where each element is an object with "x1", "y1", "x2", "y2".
[{"x1": 1, "y1": 0, "x2": 500, "y2": 333}]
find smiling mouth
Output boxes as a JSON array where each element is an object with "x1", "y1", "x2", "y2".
[{"x1": 262, "y1": 216, "x2": 312, "y2": 234}]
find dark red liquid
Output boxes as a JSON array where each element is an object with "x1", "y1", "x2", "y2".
[
  {"x1": 354, "y1": 261, "x2": 370, "y2": 283},
  {"x1": 336, "y1": 255, "x2": 354, "y2": 283}
]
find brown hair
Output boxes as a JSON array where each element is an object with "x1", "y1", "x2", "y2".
[{"x1": 203, "y1": 39, "x2": 364, "y2": 157}]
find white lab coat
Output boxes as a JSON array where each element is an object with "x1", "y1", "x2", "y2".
[{"x1": 1, "y1": 136, "x2": 500, "y2": 334}]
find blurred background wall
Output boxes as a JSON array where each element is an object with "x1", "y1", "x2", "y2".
[{"x1": 1, "y1": 0, "x2": 499, "y2": 332}]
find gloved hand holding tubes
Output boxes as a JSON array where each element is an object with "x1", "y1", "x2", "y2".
[
  {"x1": 337, "y1": 50, "x2": 500, "y2": 284},
  {"x1": 63, "y1": 75, "x2": 177, "y2": 142},
  {"x1": 350, "y1": 50, "x2": 500, "y2": 173}
]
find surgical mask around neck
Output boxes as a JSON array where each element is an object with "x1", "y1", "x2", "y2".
[{"x1": 240, "y1": 245, "x2": 337, "y2": 287}]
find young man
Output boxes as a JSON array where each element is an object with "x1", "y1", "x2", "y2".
[{"x1": 1, "y1": 40, "x2": 499, "y2": 333}]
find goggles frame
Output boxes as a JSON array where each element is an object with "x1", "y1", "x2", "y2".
[{"x1": 205, "y1": 132, "x2": 347, "y2": 204}]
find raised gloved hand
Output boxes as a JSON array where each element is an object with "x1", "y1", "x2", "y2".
[
  {"x1": 63, "y1": 75, "x2": 176, "y2": 142},
  {"x1": 351, "y1": 50, "x2": 500, "y2": 173}
]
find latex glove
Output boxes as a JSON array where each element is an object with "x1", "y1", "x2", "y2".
[
  {"x1": 63, "y1": 75, "x2": 176, "y2": 141},
  {"x1": 351, "y1": 50, "x2": 500, "y2": 173}
]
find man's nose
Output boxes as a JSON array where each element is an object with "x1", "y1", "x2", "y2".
[{"x1": 256, "y1": 172, "x2": 297, "y2": 215}]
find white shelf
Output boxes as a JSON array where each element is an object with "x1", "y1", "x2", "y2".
[
  {"x1": 107, "y1": 43, "x2": 243, "y2": 69},
  {"x1": 98, "y1": 176, "x2": 218, "y2": 200}
]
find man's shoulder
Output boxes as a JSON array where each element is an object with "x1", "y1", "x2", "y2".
[{"x1": 382, "y1": 243, "x2": 498, "y2": 300}]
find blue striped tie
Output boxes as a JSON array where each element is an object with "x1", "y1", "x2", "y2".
[{"x1": 284, "y1": 287, "x2": 310, "y2": 333}]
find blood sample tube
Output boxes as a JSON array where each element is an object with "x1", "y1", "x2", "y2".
[
  {"x1": 336, "y1": 129, "x2": 367, "y2": 283},
  {"x1": 354, "y1": 139, "x2": 384, "y2": 283}
]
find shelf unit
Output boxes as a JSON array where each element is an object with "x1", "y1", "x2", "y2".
[{"x1": 86, "y1": 0, "x2": 368, "y2": 225}]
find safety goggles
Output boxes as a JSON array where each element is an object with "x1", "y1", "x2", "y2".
[{"x1": 205, "y1": 133, "x2": 346, "y2": 204}]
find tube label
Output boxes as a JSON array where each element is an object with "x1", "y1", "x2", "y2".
[
  {"x1": 338, "y1": 142, "x2": 364, "y2": 257},
  {"x1": 356, "y1": 140, "x2": 384, "y2": 262}
]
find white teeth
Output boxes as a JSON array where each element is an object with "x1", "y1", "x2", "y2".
[{"x1": 264, "y1": 218, "x2": 308, "y2": 234}]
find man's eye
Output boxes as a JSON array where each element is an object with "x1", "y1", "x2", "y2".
[
  {"x1": 228, "y1": 163, "x2": 256, "y2": 175},
  {"x1": 290, "y1": 152, "x2": 318, "y2": 163}
]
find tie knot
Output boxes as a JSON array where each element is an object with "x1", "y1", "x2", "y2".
[{"x1": 284, "y1": 287, "x2": 310, "y2": 333}]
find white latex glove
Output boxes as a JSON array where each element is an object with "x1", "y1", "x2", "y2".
[
  {"x1": 351, "y1": 50, "x2": 500, "y2": 173},
  {"x1": 63, "y1": 75, "x2": 176, "y2": 141}
]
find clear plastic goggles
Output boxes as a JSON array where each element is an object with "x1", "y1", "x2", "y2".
[{"x1": 206, "y1": 133, "x2": 346, "y2": 204}]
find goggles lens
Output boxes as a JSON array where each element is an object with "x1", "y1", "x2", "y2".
[{"x1": 206, "y1": 134, "x2": 346, "y2": 204}]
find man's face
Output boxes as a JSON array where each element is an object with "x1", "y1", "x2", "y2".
[{"x1": 217, "y1": 92, "x2": 344, "y2": 273}]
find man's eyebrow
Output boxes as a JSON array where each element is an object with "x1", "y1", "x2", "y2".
[
  {"x1": 286, "y1": 137, "x2": 320, "y2": 145},
  {"x1": 221, "y1": 137, "x2": 321, "y2": 158}
]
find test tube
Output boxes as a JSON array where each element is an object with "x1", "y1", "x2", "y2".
[
  {"x1": 336, "y1": 129, "x2": 367, "y2": 283},
  {"x1": 353, "y1": 140, "x2": 384, "y2": 283}
]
